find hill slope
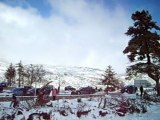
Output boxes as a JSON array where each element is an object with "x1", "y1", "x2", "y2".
[
  {"x1": 0, "y1": 61, "x2": 105, "y2": 88},
  {"x1": 44, "y1": 65, "x2": 104, "y2": 88},
  {"x1": 0, "y1": 60, "x2": 133, "y2": 89}
]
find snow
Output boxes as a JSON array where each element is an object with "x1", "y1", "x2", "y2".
[
  {"x1": 122, "y1": 92, "x2": 137, "y2": 99},
  {"x1": 0, "y1": 92, "x2": 160, "y2": 120}
]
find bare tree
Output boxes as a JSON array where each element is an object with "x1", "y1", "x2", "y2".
[{"x1": 23, "y1": 64, "x2": 46, "y2": 86}]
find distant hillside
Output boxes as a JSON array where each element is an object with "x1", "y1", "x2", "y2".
[
  {"x1": 0, "y1": 61, "x2": 9, "y2": 80},
  {"x1": 44, "y1": 65, "x2": 105, "y2": 88},
  {"x1": 0, "y1": 60, "x2": 128, "y2": 89}
]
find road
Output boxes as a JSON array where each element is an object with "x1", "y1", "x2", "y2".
[{"x1": 0, "y1": 93, "x2": 105, "y2": 102}]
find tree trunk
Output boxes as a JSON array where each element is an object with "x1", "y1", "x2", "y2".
[
  {"x1": 10, "y1": 78, "x2": 12, "y2": 86},
  {"x1": 156, "y1": 80, "x2": 160, "y2": 96},
  {"x1": 146, "y1": 54, "x2": 151, "y2": 64},
  {"x1": 18, "y1": 77, "x2": 21, "y2": 87},
  {"x1": 103, "y1": 98, "x2": 107, "y2": 109},
  {"x1": 98, "y1": 98, "x2": 103, "y2": 108},
  {"x1": 58, "y1": 85, "x2": 60, "y2": 93},
  {"x1": 147, "y1": 72, "x2": 160, "y2": 96},
  {"x1": 13, "y1": 77, "x2": 15, "y2": 84},
  {"x1": 8, "y1": 79, "x2": 11, "y2": 86}
]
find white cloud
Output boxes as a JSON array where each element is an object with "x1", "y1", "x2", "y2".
[{"x1": 0, "y1": 0, "x2": 131, "y2": 73}]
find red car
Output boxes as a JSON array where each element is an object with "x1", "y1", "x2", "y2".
[{"x1": 71, "y1": 86, "x2": 96, "y2": 95}]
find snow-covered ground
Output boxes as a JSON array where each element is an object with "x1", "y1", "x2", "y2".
[{"x1": 0, "y1": 93, "x2": 160, "y2": 120}]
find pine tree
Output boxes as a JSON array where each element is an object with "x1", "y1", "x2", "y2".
[
  {"x1": 102, "y1": 65, "x2": 119, "y2": 92},
  {"x1": 16, "y1": 61, "x2": 24, "y2": 87},
  {"x1": 5, "y1": 63, "x2": 16, "y2": 86},
  {"x1": 123, "y1": 10, "x2": 160, "y2": 96}
]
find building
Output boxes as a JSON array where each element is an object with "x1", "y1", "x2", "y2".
[{"x1": 134, "y1": 79, "x2": 152, "y2": 88}]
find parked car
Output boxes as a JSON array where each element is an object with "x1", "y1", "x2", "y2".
[
  {"x1": 0, "y1": 82, "x2": 8, "y2": 87},
  {"x1": 0, "y1": 86, "x2": 3, "y2": 92},
  {"x1": 65, "y1": 86, "x2": 76, "y2": 91},
  {"x1": 121, "y1": 85, "x2": 137, "y2": 94},
  {"x1": 41, "y1": 85, "x2": 53, "y2": 95},
  {"x1": 71, "y1": 86, "x2": 96, "y2": 95},
  {"x1": 11, "y1": 87, "x2": 32, "y2": 96},
  {"x1": 27, "y1": 85, "x2": 54, "y2": 96},
  {"x1": 11, "y1": 88, "x2": 25, "y2": 96},
  {"x1": 26, "y1": 88, "x2": 41, "y2": 96},
  {"x1": 24, "y1": 86, "x2": 32, "y2": 89}
]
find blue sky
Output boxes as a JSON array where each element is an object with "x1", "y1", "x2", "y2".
[{"x1": 0, "y1": 0, "x2": 159, "y2": 74}]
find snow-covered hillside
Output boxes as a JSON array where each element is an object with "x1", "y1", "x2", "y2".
[
  {"x1": 0, "y1": 60, "x2": 128, "y2": 89},
  {"x1": 44, "y1": 65, "x2": 105, "y2": 89},
  {"x1": 0, "y1": 61, "x2": 105, "y2": 88},
  {"x1": 0, "y1": 60, "x2": 9, "y2": 80}
]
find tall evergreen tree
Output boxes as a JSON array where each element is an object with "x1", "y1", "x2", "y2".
[
  {"x1": 102, "y1": 65, "x2": 119, "y2": 89},
  {"x1": 16, "y1": 61, "x2": 24, "y2": 87},
  {"x1": 5, "y1": 63, "x2": 16, "y2": 86},
  {"x1": 123, "y1": 10, "x2": 160, "y2": 96}
]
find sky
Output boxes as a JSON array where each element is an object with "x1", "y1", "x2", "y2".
[{"x1": 0, "y1": 0, "x2": 160, "y2": 74}]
